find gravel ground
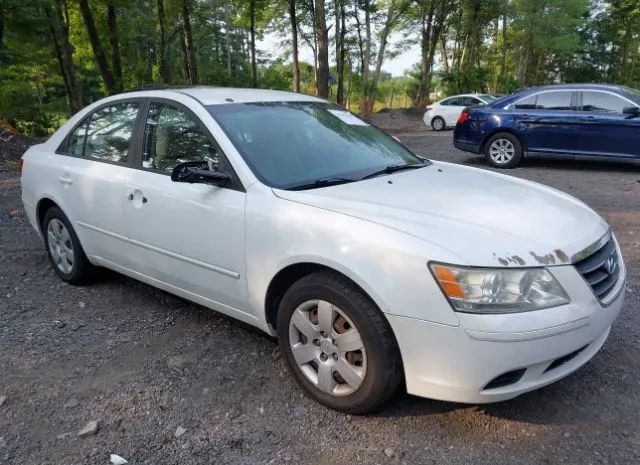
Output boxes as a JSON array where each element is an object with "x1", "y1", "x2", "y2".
[{"x1": 1, "y1": 113, "x2": 639, "y2": 465}]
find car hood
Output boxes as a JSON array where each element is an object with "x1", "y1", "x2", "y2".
[{"x1": 273, "y1": 161, "x2": 609, "y2": 267}]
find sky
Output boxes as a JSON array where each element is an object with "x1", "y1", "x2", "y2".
[{"x1": 257, "y1": 32, "x2": 422, "y2": 77}]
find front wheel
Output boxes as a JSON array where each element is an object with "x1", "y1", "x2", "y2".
[
  {"x1": 277, "y1": 271, "x2": 402, "y2": 414},
  {"x1": 484, "y1": 132, "x2": 523, "y2": 168}
]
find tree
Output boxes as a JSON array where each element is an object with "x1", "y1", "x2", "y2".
[
  {"x1": 314, "y1": 0, "x2": 329, "y2": 97},
  {"x1": 78, "y1": 0, "x2": 119, "y2": 94},
  {"x1": 288, "y1": 0, "x2": 301, "y2": 91},
  {"x1": 45, "y1": 0, "x2": 82, "y2": 112},
  {"x1": 181, "y1": 0, "x2": 198, "y2": 85}
]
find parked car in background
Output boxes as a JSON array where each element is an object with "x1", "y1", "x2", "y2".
[
  {"x1": 454, "y1": 83, "x2": 640, "y2": 168},
  {"x1": 21, "y1": 88, "x2": 626, "y2": 413},
  {"x1": 424, "y1": 94, "x2": 499, "y2": 131}
]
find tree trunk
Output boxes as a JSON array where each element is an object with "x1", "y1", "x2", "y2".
[
  {"x1": 78, "y1": 0, "x2": 118, "y2": 94},
  {"x1": 0, "y1": 6, "x2": 4, "y2": 58},
  {"x1": 370, "y1": 0, "x2": 396, "y2": 104},
  {"x1": 288, "y1": 0, "x2": 300, "y2": 92},
  {"x1": 45, "y1": 1, "x2": 82, "y2": 113},
  {"x1": 250, "y1": 0, "x2": 257, "y2": 87},
  {"x1": 157, "y1": 0, "x2": 172, "y2": 83},
  {"x1": 498, "y1": 13, "x2": 507, "y2": 92},
  {"x1": 314, "y1": 0, "x2": 329, "y2": 98},
  {"x1": 106, "y1": 4, "x2": 123, "y2": 92},
  {"x1": 182, "y1": 0, "x2": 198, "y2": 85},
  {"x1": 360, "y1": 0, "x2": 372, "y2": 113},
  {"x1": 334, "y1": 0, "x2": 345, "y2": 105}
]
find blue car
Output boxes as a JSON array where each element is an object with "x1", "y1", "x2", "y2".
[{"x1": 453, "y1": 84, "x2": 640, "y2": 168}]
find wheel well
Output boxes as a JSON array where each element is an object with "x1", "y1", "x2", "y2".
[
  {"x1": 36, "y1": 198, "x2": 59, "y2": 232},
  {"x1": 265, "y1": 263, "x2": 380, "y2": 331},
  {"x1": 480, "y1": 129, "x2": 525, "y2": 154}
]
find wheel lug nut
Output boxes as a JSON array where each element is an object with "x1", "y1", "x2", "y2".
[
  {"x1": 332, "y1": 353, "x2": 338, "y2": 361},
  {"x1": 320, "y1": 353, "x2": 328, "y2": 361},
  {"x1": 313, "y1": 339, "x2": 320, "y2": 346}
]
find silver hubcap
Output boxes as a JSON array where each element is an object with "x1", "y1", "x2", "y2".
[
  {"x1": 489, "y1": 138, "x2": 515, "y2": 164},
  {"x1": 433, "y1": 118, "x2": 443, "y2": 130},
  {"x1": 47, "y1": 219, "x2": 74, "y2": 274},
  {"x1": 288, "y1": 300, "x2": 367, "y2": 396}
]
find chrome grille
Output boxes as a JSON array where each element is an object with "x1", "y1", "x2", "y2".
[{"x1": 574, "y1": 237, "x2": 620, "y2": 301}]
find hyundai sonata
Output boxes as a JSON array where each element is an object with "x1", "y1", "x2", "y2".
[{"x1": 21, "y1": 88, "x2": 626, "y2": 413}]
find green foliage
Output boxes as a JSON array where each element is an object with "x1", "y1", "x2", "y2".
[{"x1": 1, "y1": 0, "x2": 640, "y2": 135}]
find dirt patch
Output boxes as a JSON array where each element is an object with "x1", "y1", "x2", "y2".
[{"x1": 0, "y1": 121, "x2": 41, "y2": 165}]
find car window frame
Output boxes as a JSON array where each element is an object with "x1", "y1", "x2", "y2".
[
  {"x1": 577, "y1": 90, "x2": 638, "y2": 113},
  {"x1": 506, "y1": 90, "x2": 578, "y2": 112},
  {"x1": 55, "y1": 97, "x2": 144, "y2": 169},
  {"x1": 132, "y1": 97, "x2": 245, "y2": 193}
]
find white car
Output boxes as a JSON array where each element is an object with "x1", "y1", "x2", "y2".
[
  {"x1": 21, "y1": 88, "x2": 625, "y2": 413},
  {"x1": 424, "y1": 93, "x2": 498, "y2": 130}
]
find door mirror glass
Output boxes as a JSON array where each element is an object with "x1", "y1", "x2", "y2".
[{"x1": 171, "y1": 161, "x2": 230, "y2": 186}]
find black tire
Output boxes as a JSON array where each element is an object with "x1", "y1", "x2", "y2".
[
  {"x1": 431, "y1": 116, "x2": 446, "y2": 131},
  {"x1": 277, "y1": 271, "x2": 402, "y2": 414},
  {"x1": 484, "y1": 132, "x2": 523, "y2": 168},
  {"x1": 42, "y1": 206, "x2": 96, "y2": 284}
]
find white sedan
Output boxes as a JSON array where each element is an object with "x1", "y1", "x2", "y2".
[
  {"x1": 21, "y1": 88, "x2": 625, "y2": 413},
  {"x1": 424, "y1": 93, "x2": 498, "y2": 130}
]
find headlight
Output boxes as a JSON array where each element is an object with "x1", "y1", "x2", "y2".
[{"x1": 429, "y1": 263, "x2": 570, "y2": 313}]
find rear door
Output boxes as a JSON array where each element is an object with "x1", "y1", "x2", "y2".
[
  {"x1": 440, "y1": 97, "x2": 466, "y2": 126},
  {"x1": 573, "y1": 90, "x2": 640, "y2": 159},
  {"x1": 510, "y1": 90, "x2": 579, "y2": 156},
  {"x1": 124, "y1": 99, "x2": 250, "y2": 316},
  {"x1": 53, "y1": 100, "x2": 141, "y2": 266}
]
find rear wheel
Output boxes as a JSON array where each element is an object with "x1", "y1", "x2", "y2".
[
  {"x1": 42, "y1": 207, "x2": 96, "y2": 284},
  {"x1": 431, "y1": 116, "x2": 446, "y2": 131},
  {"x1": 484, "y1": 132, "x2": 523, "y2": 168},
  {"x1": 277, "y1": 271, "x2": 402, "y2": 413}
]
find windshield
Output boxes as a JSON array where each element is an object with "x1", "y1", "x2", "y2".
[
  {"x1": 623, "y1": 86, "x2": 640, "y2": 103},
  {"x1": 208, "y1": 102, "x2": 425, "y2": 189}
]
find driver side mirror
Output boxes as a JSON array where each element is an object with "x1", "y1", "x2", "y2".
[
  {"x1": 171, "y1": 161, "x2": 231, "y2": 187},
  {"x1": 623, "y1": 106, "x2": 640, "y2": 117}
]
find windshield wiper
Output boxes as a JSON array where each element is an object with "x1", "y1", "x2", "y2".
[
  {"x1": 286, "y1": 177, "x2": 357, "y2": 191},
  {"x1": 360, "y1": 162, "x2": 427, "y2": 180}
]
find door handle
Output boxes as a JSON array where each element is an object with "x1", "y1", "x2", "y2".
[
  {"x1": 127, "y1": 192, "x2": 148, "y2": 204},
  {"x1": 58, "y1": 175, "x2": 73, "y2": 185}
]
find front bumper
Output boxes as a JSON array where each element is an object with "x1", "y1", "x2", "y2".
[{"x1": 388, "y1": 264, "x2": 626, "y2": 403}]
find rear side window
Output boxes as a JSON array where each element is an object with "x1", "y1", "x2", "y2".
[
  {"x1": 142, "y1": 103, "x2": 218, "y2": 172},
  {"x1": 59, "y1": 101, "x2": 139, "y2": 164},
  {"x1": 513, "y1": 92, "x2": 573, "y2": 110},
  {"x1": 535, "y1": 92, "x2": 573, "y2": 110},
  {"x1": 581, "y1": 91, "x2": 628, "y2": 113},
  {"x1": 513, "y1": 95, "x2": 537, "y2": 110},
  {"x1": 442, "y1": 97, "x2": 462, "y2": 106}
]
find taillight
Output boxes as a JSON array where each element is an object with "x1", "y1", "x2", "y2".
[
  {"x1": 457, "y1": 111, "x2": 470, "y2": 125},
  {"x1": 426, "y1": 106, "x2": 433, "y2": 111},
  {"x1": 18, "y1": 159, "x2": 24, "y2": 175}
]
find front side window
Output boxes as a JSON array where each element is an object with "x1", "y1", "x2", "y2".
[
  {"x1": 142, "y1": 103, "x2": 218, "y2": 172},
  {"x1": 208, "y1": 102, "x2": 424, "y2": 189},
  {"x1": 534, "y1": 92, "x2": 573, "y2": 110},
  {"x1": 462, "y1": 97, "x2": 481, "y2": 106},
  {"x1": 84, "y1": 102, "x2": 139, "y2": 163},
  {"x1": 581, "y1": 91, "x2": 628, "y2": 113}
]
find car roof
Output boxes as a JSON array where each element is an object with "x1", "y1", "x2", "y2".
[
  {"x1": 515, "y1": 83, "x2": 627, "y2": 94},
  {"x1": 125, "y1": 86, "x2": 325, "y2": 105}
]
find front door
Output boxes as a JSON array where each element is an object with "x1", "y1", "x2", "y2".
[
  {"x1": 124, "y1": 100, "x2": 249, "y2": 316},
  {"x1": 572, "y1": 90, "x2": 640, "y2": 159}
]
